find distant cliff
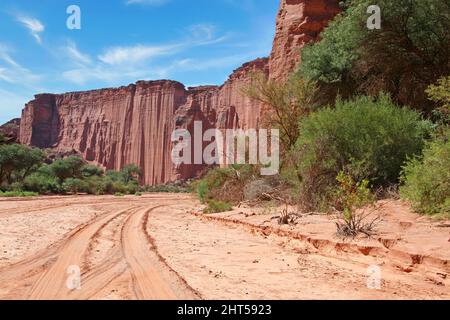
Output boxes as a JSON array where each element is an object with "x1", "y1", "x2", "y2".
[{"x1": 18, "y1": 0, "x2": 341, "y2": 185}]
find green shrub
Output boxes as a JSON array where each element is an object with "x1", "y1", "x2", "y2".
[
  {"x1": 196, "y1": 180, "x2": 208, "y2": 203},
  {"x1": 23, "y1": 169, "x2": 60, "y2": 194},
  {"x1": 203, "y1": 200, "x2": 233, "y2": 214},
  {"x1": 400, "y1": 130, "x2": 450, "y2": 216},
  {"x1": 293, "y1": 94, "x2": 432, "y2": 210},
  {"x1": 62, "y1": 178, "x2": 86, "y2": 194},
  {"x1": 114, "y1": 192, "x2": 125, "y2": 197},
  {"x1": 195, "y1": 165, "x2": 259, "y2": 204},
  {"x1": 144, "y1": 184, "x2": 190, "y2": 193},
  {"x1": 82, "y1": 164, "x2": 104, "y2": 178},
  {"x1": 135, "y1": 192, "x2": 143, "y2": 197},
  {"x1": 0, "y1": 191, "x2": 38, "y2": 197}
]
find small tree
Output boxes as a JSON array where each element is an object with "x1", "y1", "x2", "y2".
[
  {"x1": 121, "y1": 164, "x2": 142, "y2": 184},
  {"x1": 62, "y1": 178, "x2": 85, "y2": 194},
  {"x1": 49, "y1": 156, "x2": 85, "y2": 184},
  {"x1": 244, "y1": 72, "x2": 318, "y2": 153}
]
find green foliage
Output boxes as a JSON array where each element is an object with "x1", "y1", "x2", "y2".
[
  {"x1": 144, "y1": 184, "x2": 190, "y2": 194},
  {"x1": 82, "y1": 164, "x2": 104, "y2": 178},
  {"x1": 0, "y1": 190, "x2": 38, "y2": 197},
  {"x1": 426, "y1": 76, "x2": 450, "y2": 125},
  {"x1": 62, "y1": 178, "x2": 86, "y2": 194},
  {"x1": 299, "y1": 0, "x2": 450, "y2": 111},
  {"x1": 334, "y1": 172, "x2": 374, "y2": 221},
  {"x1": 203, "y1": 200, "x2": 233, "y2": 214},
  {"x1": 400, "y1": 130, "x2": 450, "y2": 216},
  {"x1": 49, "y1": 156, "x2": 85, "y2": 184},
  {"x1": 114, "y1": 192, "x2": 125, "y2": 197},
  {"x1": 0, "y1": 144, "x2": 45, "y2": 187},
  {"x1": 293, "y1": 94, "x2": 432, "y2": 210},
  {"x1": 197, "y1": 180, "x2": 208, "y2": 203},
  {"x1": 0, "y1": 143, "x2": 142, "y2": 196},
  {"x1": 244, "y1": 72, "x2": 318, "y2": 152},
  {"x1": 23, "y1": 169, "x2": 61, "y2": 194},
  {"x1": 0, "y1": 133, "x2": 5, "y2": 145},
  {"x1": 195, "y1": 165, "x2": 260, "y2": 205},
  {"x1": 120, "y1": 164, "x2": 142, "y2": 184}
]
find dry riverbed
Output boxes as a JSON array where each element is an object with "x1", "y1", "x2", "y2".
[{"x1": 0, "y1": 194, "x2": 448, "y2": 299}]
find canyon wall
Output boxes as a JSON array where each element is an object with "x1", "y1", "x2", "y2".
[
  {"x1": 18, "y1": 0, "x2": 340, "y2": 185},
  {"x1": 269, "y1": 0, "x2": 341, "y2": 81}
]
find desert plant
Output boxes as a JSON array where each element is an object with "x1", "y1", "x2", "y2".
[
  {"x1": 62, "y1": 178, "x2": 86, "y2": 194},
  {"x1": 426, "y1": 76, "x2": 450, "y2": 126},
  {"x1": 333, "y1": 172, "x2": 379, "y2": 237},
  {"x1": 400, "y1": 130, "x2": 450, "y2": 217},
  {"x1": 0, "y1": 190, "x2": 38, "y2": 197},
  {"x1": 203, "y1": 200, "x2": 233, "y2": 214},
  {"x1": 293, "y1": 94, "x2": 432, "y2": 210},
  {"x1": 244, "y1": 72, "x2": 318, "y2": 153}
]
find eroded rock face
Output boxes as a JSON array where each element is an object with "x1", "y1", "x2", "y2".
[
  {"x1": 18, "y1": 0, "x2": 340, "y2": 185},
  {"x1": 0, "y1": 118, "x2": 21, "y2": 143},
  {"x1": 269, "y1": 0, "x2": 341, "y2": 81}
]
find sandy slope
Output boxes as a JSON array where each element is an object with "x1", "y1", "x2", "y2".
[{"x1": 0, "y1": 195, "x2": 448, "y2": 300}]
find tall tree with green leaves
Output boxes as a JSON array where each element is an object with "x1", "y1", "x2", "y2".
[{"x1": 299, "y1": 0, "x2": 450, "y2": 111}]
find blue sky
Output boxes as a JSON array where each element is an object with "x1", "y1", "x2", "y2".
[{"x1": 0, "y1": 0, "x2": 279, "y2": 124}]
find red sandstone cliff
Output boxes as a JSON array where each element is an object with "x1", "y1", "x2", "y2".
[
  {"x1": 18, "y1": 0, "x2": 340, "y2": 185},
  {"x1": 0, "y1": 118, "x2": 20, "y2": 144},
  {"x1": 269, "y1": 0, "x2": 341, "y2": 81}
]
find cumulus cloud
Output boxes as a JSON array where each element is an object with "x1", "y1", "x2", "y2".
[{"x1": 17, "y1": 15, "x2": 45, "y2": 44}]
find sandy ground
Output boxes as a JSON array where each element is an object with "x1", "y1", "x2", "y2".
[{"x1": 0, "y1": 194, "x2": 448, "y2": 300}]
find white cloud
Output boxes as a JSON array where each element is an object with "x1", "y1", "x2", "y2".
[
  {"x1": 65, "y1": 41, "x2": 92, "y2": 65},
  {"x1": 98, "y1": 44, "x2": 179, "y2": 65},
  {"x1": 17, "y1": 16, "x2": 45, "y2": 44},
  {"x1": 0, "y1": 45, "x2": 40, "y2": 84},
  {"x1": 97, "y1": 24, "x2": 227, "y2": 66},
  {"x1": 125, "y1": 0, "x2": 170, "y2": 6}
]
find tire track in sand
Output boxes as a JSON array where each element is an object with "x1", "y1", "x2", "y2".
[
  {"x1": 26, "y1": 206, "x2": 140, "y2": 299},
  {"x1": 120, "y1": 206, "x2": 178, "y2": 300}
]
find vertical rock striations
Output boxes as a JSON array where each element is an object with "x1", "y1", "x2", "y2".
[
  {"x1": 269, "y1": 0, "x2": 341, "y2": 81},
  {"x1": 18, "y1": 0, "x2": 341, "y2": 185}
]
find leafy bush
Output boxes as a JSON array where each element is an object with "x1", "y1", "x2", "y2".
[
  {"x1": 144, "y1": 184, "x2": 190, "y2": 194},
  {"x1": 0, "y1": 144, "x2": 44, "y2": 186},
  {"x1": 62, "y1": 178, "x2": 86, "y2": 194},
  {"x1": 114, "y1": 192, "x2": 125, "y2": 197},
  {"x1": 82, "y1": 164, "x2": 104, "y2": 178},
  {"x1": 334, "y1": 172, "x2": 378, "y2": 237},
  {"x1": 299, "y1": 0, "x2": 450, "y2": 111},
  {"x1": 195, "y1": 165, "x2": 260, "y2": 204},
  {"x1": 23, "y1": 168, "x2": 61, "y2": 194},
  {"x1": 49, "y1": 156, "x2": 85, "y2": 184},
  {"x1": 426, "y1": 76, "x2": 450, "y2": 126},
  {"x1": 203, "y1": 200, "x2": 233, "y2": 214},
  {"x1": 0, "y1": 190, "x2": 38, "y2": 197},
  {"x1": 293, "y1": 94, "x2": 432, "y2": 210},
  {"x1": 400, "y1": 130, "x2": 450, "y2": 216}
]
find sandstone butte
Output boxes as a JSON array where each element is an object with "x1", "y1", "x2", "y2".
[{"x1": 15, "y1": 0, "x2": 341, "y2": 186}]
